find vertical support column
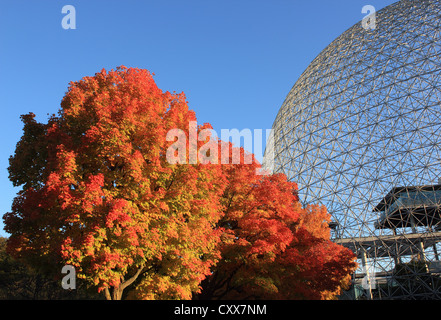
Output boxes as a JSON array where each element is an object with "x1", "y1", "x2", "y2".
[
  {"x1": 410, "y1": 215, "x2": 429, "y2": 272},
  {"x1": 430, "y1": 227, "x2": 439, "y2": 261},
  {"x1": 392, "y1": 228, "x2": 402, "y2": 266},
  {"x1": 433, "y1": 244, "x2": 439, "y2": 261}
]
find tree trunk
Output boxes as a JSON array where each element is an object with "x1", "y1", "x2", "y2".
[
  {"x1": 104, "y1": 286, "x2": 123, "y2": 300},
  {"x1": 103, "y1": 262, "x2": 146, "y2": 300},
  {"x1": 112, "y1": 287, "x2": 123, "y2": 300},
  {"x1": 104, "y1": 287, "x2": 111, "y2": 300}
]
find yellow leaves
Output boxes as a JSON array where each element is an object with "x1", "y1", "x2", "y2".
[{"x1": 130, "y1": 273, "x2": 193, "y2": 300}]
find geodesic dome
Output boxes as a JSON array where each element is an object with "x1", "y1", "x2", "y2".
[{"x1": 264, "y1": 0, "x2": 441, "y2": 299}]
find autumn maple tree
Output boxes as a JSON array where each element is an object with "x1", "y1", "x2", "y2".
[
  {"x1": 5, "y1": 66, "x2": 227, "y2": 300},
  {"x1": 4, "y1": 66, "x2": 356, "y2": 300}
]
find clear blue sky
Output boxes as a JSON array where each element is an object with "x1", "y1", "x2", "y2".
[{"x1": 0, "y1": 0, "x2": 397, "y2": 237}]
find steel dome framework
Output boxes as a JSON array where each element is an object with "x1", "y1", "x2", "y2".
[{"x1": 264, "y1": 0, "x2": 441, "y2": 299}]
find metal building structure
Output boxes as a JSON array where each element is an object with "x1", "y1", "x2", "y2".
[{"x1": 263, "y1": 0, "x2": 441, "y2": 299}]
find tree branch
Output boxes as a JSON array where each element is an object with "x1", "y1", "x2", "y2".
[
  {"x1": 120, "y1": 262, "x2": 146, "y2": 291},
  {"x1": 104, "y1": 287, "x2": 111, "y2": 300}
]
